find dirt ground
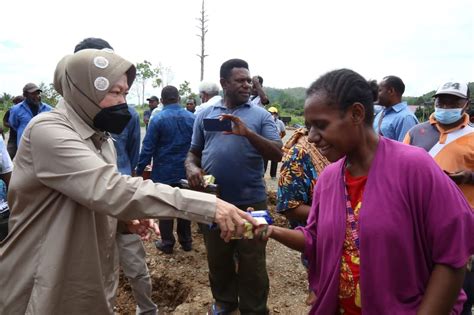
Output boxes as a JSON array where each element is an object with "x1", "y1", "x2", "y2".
[
  {"x1": 115, "y1": 189, "x2": 310, "y2": 314},
  {"x1": 115, "y1": 131, "x2": 312, "y2": 314}
]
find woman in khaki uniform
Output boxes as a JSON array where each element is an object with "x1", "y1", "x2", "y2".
[{"x1": 0, "y1": 49, "x2": 253, "y2": 315}]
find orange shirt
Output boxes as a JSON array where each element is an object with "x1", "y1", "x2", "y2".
[{"x1": 404, "y1": 114, "x2": 474, "y2": 208}]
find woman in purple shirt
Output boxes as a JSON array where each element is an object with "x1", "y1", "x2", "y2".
[{"x1": 258, "y1": 69, "x2": 474, "y2": 314}]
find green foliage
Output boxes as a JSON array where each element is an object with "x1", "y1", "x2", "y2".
[
  {"x1": 135, "y1": 60, "x2": 162, "y2": 104},
  {"x1": 178, "y1": 81, "x2": 198, "y2": 104},
  {"x1": 39, "y1": 82, "x2": 60, "y2": 106},
  {"x1": 414, "y1": 104, "x2": 434, "y2": 122}
]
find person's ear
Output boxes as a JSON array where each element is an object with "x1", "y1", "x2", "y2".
[
  {"x1": 220, "y1": 78, "x2": 227, "y2": 90},
  {"x1": 349, "y1": 102, "x2": 365, "y2": 125}
]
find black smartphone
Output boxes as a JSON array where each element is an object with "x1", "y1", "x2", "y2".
[{"x1": 203, "y1": 118, "x2": 232, "y2": 132}]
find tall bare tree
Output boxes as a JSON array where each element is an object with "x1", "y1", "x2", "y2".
[{"x1": 196, "y1": 0, "x2": 208, "y2": 81}]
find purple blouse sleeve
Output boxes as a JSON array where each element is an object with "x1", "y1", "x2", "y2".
[{"x1": 413, "y1": 154, "x2": 474, "y2": 268}]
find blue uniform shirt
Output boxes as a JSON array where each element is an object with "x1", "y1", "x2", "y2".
[
  {"x1": 9, "y1": 101, "x2": 52, "y2": 146},
  {"x1": 136, "y1": 104, "x2": 195, "y2": 184},
  {"x1": 110, "y1": 106, "x2": 141, "y2": 175},
  {"x1": 191, "y1": 101, "x2": 281, "y2": 205},
  {"x1": 373, "y1": 101, "x2": 419, "y2": 141}
]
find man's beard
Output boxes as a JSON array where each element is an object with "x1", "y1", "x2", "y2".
[{"x1": 26, "y1": 98, "x2": 40, "y2": 107}]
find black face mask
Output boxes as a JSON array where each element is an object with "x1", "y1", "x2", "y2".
[{"x1": 93, "y1": 103, "x2": 132, "y2": 134}]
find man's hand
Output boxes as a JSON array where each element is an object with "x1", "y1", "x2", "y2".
[
  {"x1": 220, "y1": 114, "x2": 251, "y2": 137},
  {"x1": 126, "y1": 219, "x2": 160, "y2": 241},
  {"x1": 252, "y1": 76, "x2": 262, "y2": 89},
  {"x1": 214, "y1": 198, "x2": 258, "y2": 242},
  {"x1": 445, "y1": 170, "x2": 472, "y2": 185},
  {"x1": 186, "y1": 164, "x2": 205, "y2": 189}
]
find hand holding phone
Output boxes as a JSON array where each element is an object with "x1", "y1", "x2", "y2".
[{"x1": 203, "y1": 118, "x2": 232, "y2": 132}]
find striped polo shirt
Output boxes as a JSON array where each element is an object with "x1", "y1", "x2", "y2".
[{"x1": 404, "y1": 113, "x2": 474, "y2": 208}]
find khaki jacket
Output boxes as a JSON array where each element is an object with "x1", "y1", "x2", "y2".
[{"x1": 0, "y1": 101, "x2": 215, "y2": 314}]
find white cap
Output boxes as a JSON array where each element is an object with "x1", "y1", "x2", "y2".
[{"x1": 434, "y1": 81, "x2": 468, "y2": 99}]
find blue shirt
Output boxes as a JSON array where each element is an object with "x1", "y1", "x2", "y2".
[
  {"x1": 9, "y1": 101, "x2": 53, "y2": 146},
  {"x1": 373, "y1": 101, "x2": 419, "y2": 141},
  {"x1": 136, "y1": 104, "x2": 195, "y2": 184},
  {"x1": 110, "y1": 106, "x2": 141, "y2": 175},
  {"x1": 191, "y1": 101, "x2": 281, "y2": 205}
]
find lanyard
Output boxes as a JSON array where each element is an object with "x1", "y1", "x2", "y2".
[{"x1": 343, "y1": 170, "x2": 360, "y2": 250}]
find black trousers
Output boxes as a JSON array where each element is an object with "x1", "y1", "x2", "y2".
[
  {"x1": 201, "y1": 200, "x2": 269, "y2": 314},
  {"x1": 462, "y1": 269, "x2": 474, "y2": 315},
  {"x1": 263, "y1": 159, "x2": 278, "y2": 178},
  {"x1": 159, "y1": 183, "x2": 192, "y2": 249}
]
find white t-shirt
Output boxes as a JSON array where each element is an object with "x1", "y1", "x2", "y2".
[
  {"x1": 0, "y1": 137, "x2": 13, "y2": 174},
  {"x1": 195, "y1": 95, "x2": 223, "y2": 114}
]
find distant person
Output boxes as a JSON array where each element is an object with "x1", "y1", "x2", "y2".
[
  {"x1": 186, "y1": 98, "x2": 197, "y2": 113},
  {"x1": 144, "y1": 96, "x2": 159, "y2": 128},
  {"x1": 468, "y1": 108, "x2": 474, "y2": 124},
  {"x1": 404, "y1": 81, "x2": 474, "y2": 315},
  {"x1": 9, "y1": 83, "x2": 53, "y2": 146},
  {"x1": 276, "y1": 126, "x2": 330, "y2": 305},
  {"x1": 373, "y1": 75, "x2": 418, "y2": 141},
  {"x1": 0, "y1": 49, "x2": 255, "y2": 314},
  {"x1": 264, "y1": 106, "x2": 285, "y2": 178},
  {"x1": 0, "y1": 134, "x2": 13, "y2": 241},
  {"x1": 74, "y1": 37, "x2": 158, "y2": 315},
  {"x1": 256, "y1": 69, "x2": 473, "y2": 315},
  {"x1": 186, "y1": 58, "x2": 282, "y2": 314},
  {"x1": 249, "y1": 75, "x2": 270, "y2": 107},
  {"x1": 195, "y1": 81, "x2": 221, "y2": 114},
  {"x1": 3, "y1": 95, "x2": 24, "y2": 159},
  {"x1": 137, "y1": 86, "x2": 195, "y2": 255}
]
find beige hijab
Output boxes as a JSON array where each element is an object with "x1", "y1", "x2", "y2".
[{"x1": 53, "y1": 49, "x2": 136, "y2": 127}]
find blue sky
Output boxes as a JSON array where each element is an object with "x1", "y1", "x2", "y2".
[{"x1": 0, "y1": 0, "x2": 472, "y2": 103}]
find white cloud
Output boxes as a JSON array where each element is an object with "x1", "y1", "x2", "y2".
[{"x1": 0, "y1": 0, "x2": 472, "y2": 102}]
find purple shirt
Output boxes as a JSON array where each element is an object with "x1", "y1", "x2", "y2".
[{"x1": 300, "y1": 137, "x2": 474, "y2": 314}]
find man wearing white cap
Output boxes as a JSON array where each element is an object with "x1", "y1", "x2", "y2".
[
  {"x1": 9, "y1": 83, "x2": 52, "y2": 146},
  {"x1": 404, "y1": 81, "x2": 473, "y2": 315}
]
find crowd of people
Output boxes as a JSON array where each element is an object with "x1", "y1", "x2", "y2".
[{"x1": 0, "y1": 37, "x2": 472, "y2": 315}]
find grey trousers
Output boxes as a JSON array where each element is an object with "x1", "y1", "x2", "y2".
[{"x1": 116, "y1": 233, "x2": 158, "y2": 315}]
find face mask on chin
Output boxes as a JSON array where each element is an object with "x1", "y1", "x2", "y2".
[
  {"x1": 93, "y1": 103, "x2": 132, "y2": 134},
  {"x1": 434, "y1": 107, "x2": 464, "y2": 125}
]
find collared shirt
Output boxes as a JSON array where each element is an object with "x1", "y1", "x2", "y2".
[
  {"x1": 250, "y1": 95, "x2": 265, "y2": 107},
  {"x1": 0, "y1": 99, "x2": 216, "y2": 314},
  {"x1": 8, "y1": 100, "x2": 53, "y2": 146},
  {"x1": 136, "y1": 104, "x2": 195, "y2": 184},
  {"x1": 110, "y1": 106, "x2": 140, "y2": 175},
  {"x1": 195, "y1": 95, "x2": 223, "y2": 114},
  {"x1": 373, "y1": 101, "x2": 418, "y2": 141},
  {"x1": 191, "y1": 100, "x2": 281, "y2": 205},
  {"x1": 404, "y1": 113, "x2": 474, "y2": 208}
]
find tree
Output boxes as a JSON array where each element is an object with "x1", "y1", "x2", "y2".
[
  {"x1": 135, "y1": 60, "x2": 162, "y2": 105},
  {"x1": 39, "y1": 82, "x2": 60, "y2": 106},
  {"x1": 0, "y1": 92, "x2": 13, "y2": 111},
  {"x1": 178, "y1": 81, "x2": 198, "y2": 102},
  {"x1": 196, "y1": 0, "x2": 209, "y2": 81}
]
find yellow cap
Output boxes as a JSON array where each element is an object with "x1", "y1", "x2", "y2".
[{"x1": 268, "y1": 106, "x2": 278, "y2": 113}]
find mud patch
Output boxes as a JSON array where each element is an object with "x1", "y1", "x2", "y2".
[{"x1": 115, "y1": 272, "x2": 191, "y2": 314}]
